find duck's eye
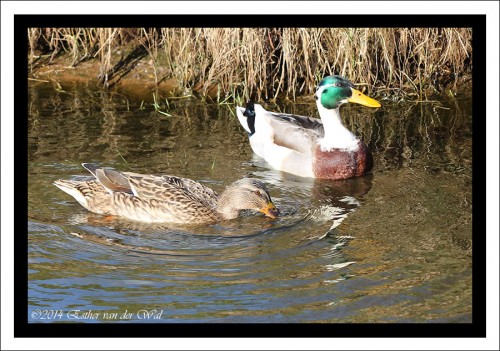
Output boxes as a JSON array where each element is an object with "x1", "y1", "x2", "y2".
[
  {"x1": 254, "y1": 190, "x2": 261, "y2": 196},
  {"x1": 334, "y1": 82, "x2": 342, "y2": 87}
]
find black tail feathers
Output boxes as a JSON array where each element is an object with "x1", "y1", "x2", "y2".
[{"x1": 243, "y1": 100, "x2": 256, "y2": 136}]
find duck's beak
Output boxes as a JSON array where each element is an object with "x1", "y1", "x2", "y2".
[
  {"x1": 260, "y1": 201, "x2": 279, "y2": 219},
  {"x1": 348, "y1": 88, "x2": 381, "y2": 108}
]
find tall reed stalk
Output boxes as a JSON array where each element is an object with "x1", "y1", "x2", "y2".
[{"x1": 28, "y1": 28, "x2": 472, "y2": 100}]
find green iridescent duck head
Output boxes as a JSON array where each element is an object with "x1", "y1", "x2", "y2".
[{"x1": 315, "y1": 75, "x2": 381, "y2": 110}]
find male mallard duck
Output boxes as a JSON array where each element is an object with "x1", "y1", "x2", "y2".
[
  {"x1": 236, "y1": 75, "x2": 381, "y2": 180},
  {"x1": 54, "y1": 163, "x2": 279, "y2": 224}
]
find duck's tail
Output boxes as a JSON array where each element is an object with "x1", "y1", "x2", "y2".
[
  {"x1": 53, "y1": 179, "x2": 90, "y2": 209},
  {"x1": 236, "y1": 100, "x2": 256, "y2": 136}
]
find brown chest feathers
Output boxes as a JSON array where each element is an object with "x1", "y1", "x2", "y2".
[{"x1": 312, "y1": 141, "x2": 373, "y2": 180}]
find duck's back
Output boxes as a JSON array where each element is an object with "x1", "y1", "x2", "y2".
[
  {"x1": 106, "y1": 172, "x2": 221, "y2": 223},
  {"x1": 236, "y1": 104, "x2": 323, "y2": 178}
]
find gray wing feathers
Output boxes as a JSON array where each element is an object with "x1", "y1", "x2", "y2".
[{"x1": 266, "y1": 112, "x2": 323, "y2": 154}]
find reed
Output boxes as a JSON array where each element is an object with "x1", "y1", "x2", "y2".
[{"x1": 28, "y1": 28, "x2": 472, "y2": 100}]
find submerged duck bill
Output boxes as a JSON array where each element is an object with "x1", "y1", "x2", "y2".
[
  {"x1": 260, "y1": 202, "x2": 279, "y2": 219},
  {"x1": 348, "y1": 88, "x2": 381, "y2": 108}
]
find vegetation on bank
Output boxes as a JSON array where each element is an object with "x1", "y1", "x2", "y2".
[{"x1": 28, "y1": 28, "x2": 472, "y2": 101}]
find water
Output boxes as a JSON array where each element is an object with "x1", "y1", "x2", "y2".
[{"x1": 27, "y1": 83, "x2": 472, "y2": 323}]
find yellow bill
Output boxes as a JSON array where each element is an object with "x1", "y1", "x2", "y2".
[
  {"x1": 260, "y1": 202, "x2": 279, "y2": 219},
  {"x1": 348, "y1": 88, "x2": 381, "y2": 108}
]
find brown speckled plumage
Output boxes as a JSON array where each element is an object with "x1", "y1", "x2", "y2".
[{"x1": 54, "y1": 163, "x2": 278, "y2": 224}]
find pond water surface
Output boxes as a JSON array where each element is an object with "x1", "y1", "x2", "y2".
[{"x1": 27, "y1": 82, "x2": 473, "y2": 324}]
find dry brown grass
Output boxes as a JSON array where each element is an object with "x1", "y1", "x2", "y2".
[{"x1": 28, "y1": 28, "x2": 472, "y2": 101}]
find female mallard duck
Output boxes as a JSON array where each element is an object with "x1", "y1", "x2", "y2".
[
  {"x1": 54, "y1": 163, "x2": 279, "y2": 224},
  {"x1": 236, "y1": 75, "x2": 381, "y2": 180}
]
